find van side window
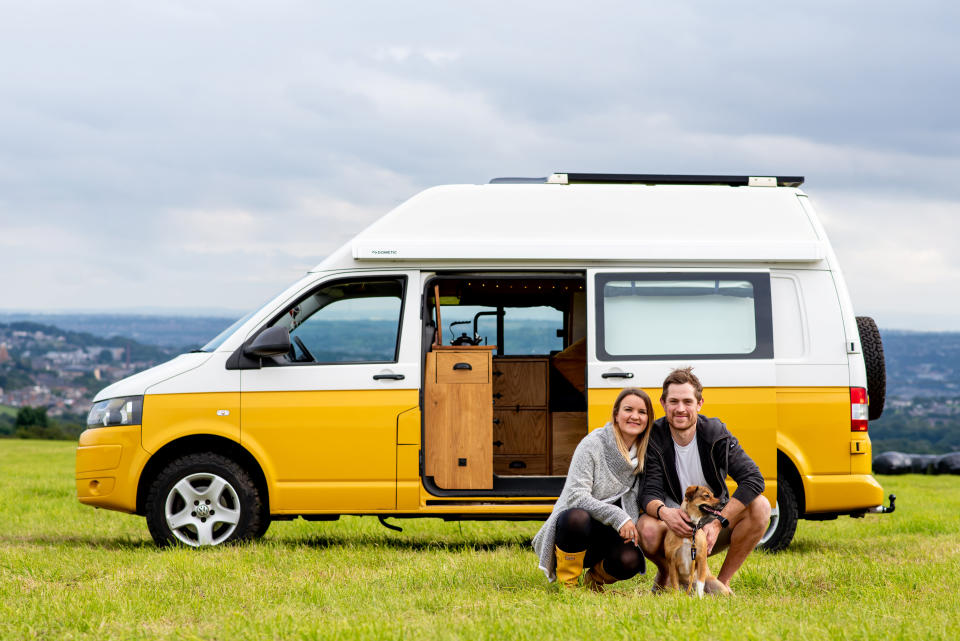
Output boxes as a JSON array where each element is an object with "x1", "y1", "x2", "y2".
[
  {"x1": 273, "y1": 278, "x2": 405, "y2": 364},
  {"x1": 595, "y1": 273, "x2": 773, "y2": 360}
]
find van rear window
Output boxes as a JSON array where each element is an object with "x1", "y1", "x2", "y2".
[{"x1": 596, "y1": 273, "x2": 773, "y2": 360}]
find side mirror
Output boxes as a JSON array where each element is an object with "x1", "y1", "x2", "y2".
[{"x1": 245, "y1": 326, "x2": 291, "y2": 357}]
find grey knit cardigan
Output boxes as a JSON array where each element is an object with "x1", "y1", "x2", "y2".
[{"x1": 531, "y1": 424, "x2": 642, "y2": 581}]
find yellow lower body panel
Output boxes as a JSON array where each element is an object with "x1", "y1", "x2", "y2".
[
  {"x1": 242, "y1": 389, "x2": 416, "y2": 512},
  {"x1": 75, "y1": 425, "x2": 148, "y2": 513},
  {"x1": 397, "y1": 444, "x2": 420, "y2": 510}
]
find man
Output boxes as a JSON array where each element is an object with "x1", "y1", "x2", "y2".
[{"x1": 638, "y1": 367, "x2": 771, "y2": 593}]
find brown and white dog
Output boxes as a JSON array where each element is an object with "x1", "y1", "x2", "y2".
[{"x1": 662, "y1": 485, "x2": 732, "y2": 597}]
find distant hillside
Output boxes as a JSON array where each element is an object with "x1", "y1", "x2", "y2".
[
  {"x1": 0, "y1": 320, "x2": 173, "y2": 362},
  {"x1": 880, "y1": 330, "x2": 960, "y2": 398},
  {"x1": 0, "y1": 313, "x2": 236, "y2": 349}
]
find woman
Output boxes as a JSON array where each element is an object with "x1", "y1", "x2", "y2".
[{"x1": 532, "y1": 388, "x2": 654, "y2": 590}]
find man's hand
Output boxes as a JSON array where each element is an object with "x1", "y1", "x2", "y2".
[
  {"x1": 619, "y1": 520, "x2": 639, "y2": 546},
  {"x1": 702, "y1": 519, "x2": 721, "y2": 553},
  {"x1": 661, "y1": 507, "x2": 693, "y2": 537}
]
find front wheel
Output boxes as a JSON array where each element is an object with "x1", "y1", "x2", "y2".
[
  {"x1": 757, "y1": 477, "x2": 799, "y2": 552},
  {"x1": 145, "y1": 452, "x2": 265, "y2": 547}
]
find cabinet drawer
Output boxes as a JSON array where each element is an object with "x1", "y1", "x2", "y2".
[
  {"x1": 492, "y1": 360, "x2": 547, "y2": 406},
  {"x1": 493, "y1": 410, "x2": 546, "y2": 455},
  {"x1": 494, "y1": 455, "x2": 548, "y2": 476},
  {"x1": 436, "y1": 351, "x2": 489, "y2": 384}
]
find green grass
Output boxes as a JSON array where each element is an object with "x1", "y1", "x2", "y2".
[
  {"x1": 1, "y1": 440, "x2": 958, "y2": 641},
  {"x1": 0, "y1": 404, "x2": 17, "y2": 418}
]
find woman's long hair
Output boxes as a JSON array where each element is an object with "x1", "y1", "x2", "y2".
[{"x1": 610, "y1": 388, "x2": 655, "y2": 474}]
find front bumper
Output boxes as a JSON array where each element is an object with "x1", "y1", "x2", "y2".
[{"x1": 75, "y1": 425, "x2": 148, "y2": 513}]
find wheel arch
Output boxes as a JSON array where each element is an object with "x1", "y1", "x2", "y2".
[
  {"x1": 136, "y1": 435, "x2": 270, "y2": 516},
  {"x1": 777, "y1": 448, "x2": 806, "y2": 515}
]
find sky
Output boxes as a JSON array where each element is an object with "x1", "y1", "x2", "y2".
[{"x1": 1, "y1": 1, "x2": 958, "y2": 330}]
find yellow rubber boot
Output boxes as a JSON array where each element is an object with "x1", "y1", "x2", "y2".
[
  {"x1": 554, "y1": 546, "x2": 586, "y2": 588},
  {"x1": 584, "y1": 561, "x2": 618, "y2": 593}
]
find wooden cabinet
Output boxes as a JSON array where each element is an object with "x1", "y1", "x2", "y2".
[
  {"x1": 494, "y1": 454, "x2": 548, "y2": 475},
  {"x1": 491, "y1": 357, "x2": 549, "y2": 475},
  {"x1": 424, "y1": 348, "x2": 494, "y2": 489},
  {"x1": 493, "y1": 410, "x2": 545, "y2": 454},
  {"x1": 426, "y1": 352, "x2": 587, "y2": 483},
  {"x1": 492, "y1": 360, "x2": 547, "y2": 407}
]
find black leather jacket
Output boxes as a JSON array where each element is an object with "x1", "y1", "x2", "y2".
[{"x1": 639, "y1": 415, "x2": 765, "y2": 512}]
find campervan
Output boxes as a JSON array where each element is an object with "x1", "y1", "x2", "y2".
[{"x1": 77, "y1": 173, "x2": 893, "y2": 548}]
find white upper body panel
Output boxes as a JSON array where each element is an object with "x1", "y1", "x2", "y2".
[
  {"x1": 313, "y1": 183, "x2": 825, "y2": 270},
  {"x1": 771, "y1": 269, "x2": 850, "y2": 387}
]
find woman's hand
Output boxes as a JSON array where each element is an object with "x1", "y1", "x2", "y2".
[{"x1": 619, "y1": 520, "x2": 639, "y2": 546}]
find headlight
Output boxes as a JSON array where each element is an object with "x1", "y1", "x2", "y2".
[{"x1": 87, "y1": 396, "x2": 143, "y2": 427}]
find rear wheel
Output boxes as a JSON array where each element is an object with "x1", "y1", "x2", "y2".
[
  {"x1": 758, "y1": 477, "x2": 798, "y2": 552},
  {"x1": 145, "y1": 452, "x2": 265, "y2": 547}
]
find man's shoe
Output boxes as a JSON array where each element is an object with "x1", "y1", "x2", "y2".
[{"x1": 584, "y1": 561, "x2": 618, "y2": 593}]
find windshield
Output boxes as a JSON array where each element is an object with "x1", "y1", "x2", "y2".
[{"x1": 199, "y1": 306, "x2": 263, "y2": 352}]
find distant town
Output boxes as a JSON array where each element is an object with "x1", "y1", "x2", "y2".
[
  {"x1": 0, "y1": 320, "x2": 193, "y2": 421},
  {"x1": 0, "y1": 314, "x2": 233, "y2": 439},
  {"x1": 0, "y1": 315, "x2": 958, "y2": 453}
]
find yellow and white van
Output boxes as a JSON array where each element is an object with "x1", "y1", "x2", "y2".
[{"x1": 77, "y1": 173, "x2": 893, "y2": 548}]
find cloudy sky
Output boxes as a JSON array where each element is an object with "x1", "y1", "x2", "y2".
[{"x1": 1, "y1": 1, "x2": 957, "y2": 330}]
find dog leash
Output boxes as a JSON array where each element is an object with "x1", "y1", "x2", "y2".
[
  {"x1": 688, "y1": 505, "x2": 725, "y2": 561},
  {"x1": 689, "y1": 518, "x2": 706, "y2": 561}
]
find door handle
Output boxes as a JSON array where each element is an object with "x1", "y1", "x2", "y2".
[
  {"x1": 508, "y1": 460, "x2": 527, "y2": 469},
  {"x1": 373, "y1": 374, "x2": 405, "y2": 380},
  {"x1": 601, "y1": 371, "x2": 634, "y2": 379},
  {"x1": 453, "y1": 362, "x2": 472, "y2": 371}
]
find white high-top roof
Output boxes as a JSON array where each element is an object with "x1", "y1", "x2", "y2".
[{"x1": 312, "y1": 182, "x2": 825, "y2": 271}]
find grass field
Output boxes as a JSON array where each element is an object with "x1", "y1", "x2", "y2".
[{"x1": 1, "y1": 440, "x2": 958, "y2": 641}]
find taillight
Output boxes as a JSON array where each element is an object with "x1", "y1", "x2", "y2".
[{"x1": 851, "y1": 387, "x2": 868, "y2": 432}]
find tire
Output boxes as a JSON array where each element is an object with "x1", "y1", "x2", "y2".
[
  {"x1": 757, "y1": 477, "x2": 799, "y2": 552},
  {"x1": 145, "y1": 452, "x2": 265, "y2": 548},
  {"x1": 252, "y1": 512, "x2": 273, "y2": 539},
  {"x1": 856, "y1": 316, "x2": 886, "y2": 421}
]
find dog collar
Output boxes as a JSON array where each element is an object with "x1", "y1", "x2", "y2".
[{"x1": 698, "y1": 504, "x2": 729, "y2": 528}]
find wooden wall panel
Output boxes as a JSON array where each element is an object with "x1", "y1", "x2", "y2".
[{"x1": 551, "y1": 411, "x2": 587, "y2": 475}]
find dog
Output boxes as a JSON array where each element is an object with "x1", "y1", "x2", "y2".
[{"x1": 662, "y1": 485, "x2": 731, "y2": 597}]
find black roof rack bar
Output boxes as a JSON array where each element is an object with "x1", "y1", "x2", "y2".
[{"x1": 561, "y1": 173, "x2": 804, "y2": 187}]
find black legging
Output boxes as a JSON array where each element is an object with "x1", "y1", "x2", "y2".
[{"x1": 554, "y1": 508, "x2": 645, "y2": 580}]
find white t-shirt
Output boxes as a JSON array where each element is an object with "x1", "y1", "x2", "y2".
[{"x1": 665, "y1": 435, "x2": 707, "y2": 508}]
